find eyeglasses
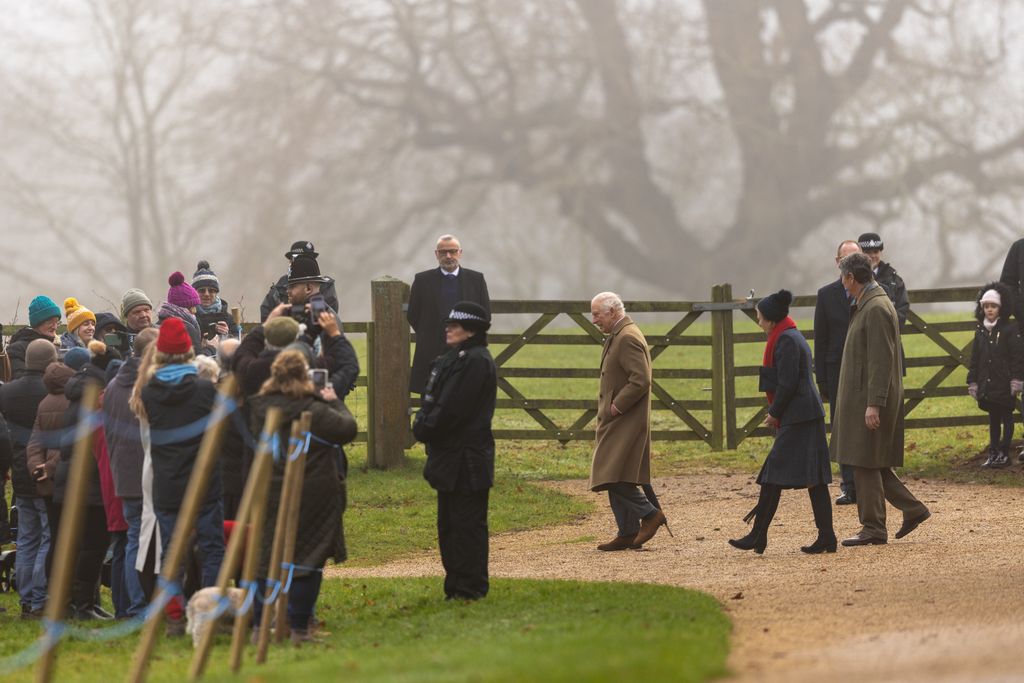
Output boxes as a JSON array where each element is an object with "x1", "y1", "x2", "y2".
[
  {"x1": 435, "y1": 248, "x2": 461, "y2": 256},
  {"x1": 196, "y1": 287, "x2": 218, "y2": 294}
]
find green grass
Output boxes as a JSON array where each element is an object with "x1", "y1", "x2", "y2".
[
  {"x1": 344, "y1": 446, "x2": 592, "y2": 566},
  {"x1": 0, "y1": 577, "x2": 730, "y2": 683}
]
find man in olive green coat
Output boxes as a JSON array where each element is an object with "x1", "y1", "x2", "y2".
[
  {"x1": 588, "y1": 292, "x2": 667, "y2": 551},
  {"x1": 831, "y1": 253, "x2": 930, "y2": 546}
]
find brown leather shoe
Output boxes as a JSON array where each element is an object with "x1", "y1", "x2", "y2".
[
  {"x1": 630, "y1": 510, "x2": 667, "y2": 549},
  {"x1": 840, "y1": 532, "x2": 887, "y2": 547},
  {"x1": 894, "y1": 510, "x2": 931, "y2": 539},
  {"x1": 597, "y1": 535, "x2": 635, "y2": 551}
]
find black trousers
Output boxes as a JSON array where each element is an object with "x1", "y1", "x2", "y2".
[
  {"x1": 46, "y1": 501, "x2": 110, "y2": 609},
  {"x1": 437, "y1": 489, "x2": 489, "y2": 600}
]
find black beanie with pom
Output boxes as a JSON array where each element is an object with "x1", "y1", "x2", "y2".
[
  {"x1": 757, "y1": 289, "x2": 793, "y2": 323},
  {"x1": 191, "y1": 260, "x2": 220, "y2": 292}
]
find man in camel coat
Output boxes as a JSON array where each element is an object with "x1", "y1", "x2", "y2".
[
  {"x1": 588, "y1": 292, "x2": 667, "y2": 551},
  {"x1": 830, "y1": 252, "x2": 930, "y2": 546}
]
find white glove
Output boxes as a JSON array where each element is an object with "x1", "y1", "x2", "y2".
[{"x1": 968, "y1": 383, "x2": 978, "y2": 399}]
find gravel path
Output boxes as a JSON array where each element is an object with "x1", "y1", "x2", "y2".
[{"x1": 327, "y1": 474, "x2": 1024, "y2": 682}]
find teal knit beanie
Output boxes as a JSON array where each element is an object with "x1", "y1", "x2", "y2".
[{"x1": 28, "y1": 295, "x2": 61, "y2": 328}]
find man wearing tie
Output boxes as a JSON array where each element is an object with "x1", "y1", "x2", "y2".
[
  {"x1": 814, "y1": 240, "x2": 862, "y2": 505},
  {"x1": 408, "y1": 235, "x2": 490, "y2": 394}
]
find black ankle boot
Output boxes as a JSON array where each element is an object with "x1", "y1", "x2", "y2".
[
  {"x1": 729, "y1": 485, "x2": 780, "y2": 555},
  {"x1": 728, "y1": 532, "x2": 767, "y2": 554},
  {"x1": 800, "y1": 534, "x2": 838, "y2": 554}
]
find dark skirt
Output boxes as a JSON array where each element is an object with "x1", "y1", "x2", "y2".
[{"x1": 756, "y1": 417, "x2": 832, "y2": 488}]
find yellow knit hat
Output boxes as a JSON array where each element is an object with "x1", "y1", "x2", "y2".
[{"x1": 64, "y1": 297, "x2": 97, "y2": 333}]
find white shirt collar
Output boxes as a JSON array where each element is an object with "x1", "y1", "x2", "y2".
[{"x1": 440, "y1": 266, "x2": 461, "y2": 277}]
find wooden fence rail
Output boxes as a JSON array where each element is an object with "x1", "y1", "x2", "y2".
[{"x1": 2, "y1": 281, "x2": 986, "y2": 468}]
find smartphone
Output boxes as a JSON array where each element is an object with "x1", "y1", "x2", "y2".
[
  {"x1": 103, "y1": 333, "x2": 121, "y2": 347},
  {"x1": 309, "y1": 368, "x2": 329, "y2": 391},
  {"x1": 33, "y1": 465, "x2": 47, "y2": 482}
]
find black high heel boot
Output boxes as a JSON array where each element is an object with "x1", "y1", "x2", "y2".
[
  {"x1": 729, "y1": 484, "x2": 780, "y2": 555},
  {"x1": 801, "y1": 484, "x2": 837, "y2": 554}
]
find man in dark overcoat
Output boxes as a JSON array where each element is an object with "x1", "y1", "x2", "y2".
[
  {"x1": 831, "y1": 253, "x2": 930, "y2": 546},
  {"x1": 588, "y1": 292, "x2": 667, "y2": 551},
  {"x1": 407, "y1": 235, "x2": 490, "y2": 393},
  {"x1": 814, "y1": 239, "x2": 861, "y2": 505}
]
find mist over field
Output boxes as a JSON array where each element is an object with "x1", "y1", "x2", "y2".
[{"x1": 2, "y1": 0, "x2": 1022, "y2": 324}]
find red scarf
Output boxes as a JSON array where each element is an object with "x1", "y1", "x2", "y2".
[{"x1": 762, "y1": 316, "x2": 797, "y2": 403}]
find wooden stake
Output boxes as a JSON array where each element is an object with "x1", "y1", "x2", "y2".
[
  {"x1": 274, "y1": 411, "x2": 311, "y2": 643},
  {"x1": 255, "y1": 420, "x2": 303, "y2": 663},
  {"x1": 228, "y1": 409, "x2": 280, "y2": 672},
  {"x1": 36, "y1": 383, "x2": 100, "y2": 683},
  {"x1": 126, "y1": 377, "x2": 237, "y2": 683},
  {"x1": 187, "y1": 407, "x2": 283, "y2": 680}
]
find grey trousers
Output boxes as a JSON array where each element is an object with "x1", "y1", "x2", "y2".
[
  {"x1": 607, "y1": 483, "x2": 657, "y2": 537},
  {"x1": 852, "y1": 466, "x2": 929, "y2": 540}
]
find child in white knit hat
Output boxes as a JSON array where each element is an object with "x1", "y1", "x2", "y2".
[{"x1": 967, "y1": 282, "x2": 1024, "y2": 467}]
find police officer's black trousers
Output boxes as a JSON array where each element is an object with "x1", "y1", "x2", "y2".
[{"x1": 437, "y1": 489, "x2": 489, "y2": 600}]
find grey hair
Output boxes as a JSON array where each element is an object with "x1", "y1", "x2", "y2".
[
  {"x1": 839, "y1": 252, "x2": 874, "y2": 284},
  {"x1": 436, "y1": 234, "x2": 461, "y2": 249},
  {"x1": 591, "y1": 291, "x2": 625, "y2": 315}
]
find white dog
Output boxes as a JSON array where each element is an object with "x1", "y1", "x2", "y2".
[{"x1": 185, "y1": 586, "x2": 246, "y2": 648}]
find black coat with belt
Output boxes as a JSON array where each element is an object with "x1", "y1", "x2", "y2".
[
  {"x1": 413, "y1": 337, "x2": 496, "y2": 493},
  {"x1": 813, "y1": 278, "x2": 851, "y2": 411},
  {"x1": 407, "y1": 267, "x2": 490, "y2": 393},
  {"x1": 758, "y1": 329, "x2": 831, "y2": 488}
]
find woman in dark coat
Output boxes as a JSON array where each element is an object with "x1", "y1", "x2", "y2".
[
  {"x1": 412, "y1": 301, "x2": 497, "y2": 600},
  {"x1": 967, "y1": 282, "x2": 1024, "y2": 467},
  {"x1": 729, "y1": 290, "x2": 836, "y2": 555},
  {"x1": 248, "y1": 349, "x2": 356, "y2": 642}
]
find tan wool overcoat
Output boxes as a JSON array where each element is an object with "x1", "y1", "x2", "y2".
[
  {"x1": 589, "y1": 316, "x2": 652, "y2": 490},
  {"x1": 829, "y1": 284, "x2": 905, "y2": 468}
]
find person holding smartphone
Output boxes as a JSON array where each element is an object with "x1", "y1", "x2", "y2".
[
  {"x1": 247, "y1": 350, "x2": 356, "y2": 643},
  {"x1": 192, "y1": 260, "x2": 239, "y2": 341}
]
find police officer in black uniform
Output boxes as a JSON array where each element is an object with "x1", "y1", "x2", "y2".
[
  {"x1": 412, "y1": 301, "x2": 496, "y2": 600},
  {"x1": 259, "y1": 241, "x2": 340, "y2": 322}
]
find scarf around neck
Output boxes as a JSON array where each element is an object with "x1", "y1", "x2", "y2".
[
  {"x1": 154, "y1": 363, "x2": 197, "y2": 385},
  {"x1": 197, "y1": 297, "x2": 223, "y2": 315},
  {"x1": 762, "y1": 316, "x2": 797, "y2": 403}
]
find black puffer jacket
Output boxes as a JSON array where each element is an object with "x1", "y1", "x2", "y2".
[
  {"x1": 6, "y1": 328, "x2": 54, "y2": 380},
  {"x1": 0, "y1": 368, "x2": 49, "y2": 498},
  {"x1": 248, "y1": 393, "x2": 356, "y2": 573},
  {"x1": 967, "y1": 282, "x2": 1024, "y2": 410},
  {"x1": 141, "y1": 371, "x2": 219, "y2": 510},
  {"x1": 413, "y1": 336, "x2": 496, "y2": 493}
]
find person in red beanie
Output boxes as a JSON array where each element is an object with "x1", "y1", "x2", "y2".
[{"x1": 131, "y1": 316, "x2": 222, "y2": 636}]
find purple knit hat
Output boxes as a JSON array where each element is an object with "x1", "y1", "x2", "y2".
[{"x1": 167, "y1": 271, "x2": 201, "y2": 309}]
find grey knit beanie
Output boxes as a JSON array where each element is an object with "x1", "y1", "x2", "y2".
[{"x1": 121, "y1": 288, "x2": 153, "y2": 320}]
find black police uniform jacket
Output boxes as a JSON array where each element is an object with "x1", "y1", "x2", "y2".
[{"x1": 413, "y1": 336, "x2": 496, "y2": 493}]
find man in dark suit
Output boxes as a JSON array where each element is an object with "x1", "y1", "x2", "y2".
[
  {"x1": 408, "y1": 235, "x2": 490, "y2": 393},
  {"x1": 814, "y1": 239, "x2": 862, "y2": 505}
]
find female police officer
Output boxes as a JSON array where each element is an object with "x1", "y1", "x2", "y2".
[{"x1": 413, "y1": 301, "x2": 497, "y2": 600}]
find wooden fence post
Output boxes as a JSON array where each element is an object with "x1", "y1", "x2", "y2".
[
  {"x1": 36, "y1": 383, "x2": 100, "y2": 683},
  {"x1": 369, "y1": 277, "x2": 410, "y2": 469},
  {"x1": 721, "y1": 283, "x2": 740, "y2": 450},
  {"x1": 709, "y1": 285, "x2": 726, "y2": 452}
]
